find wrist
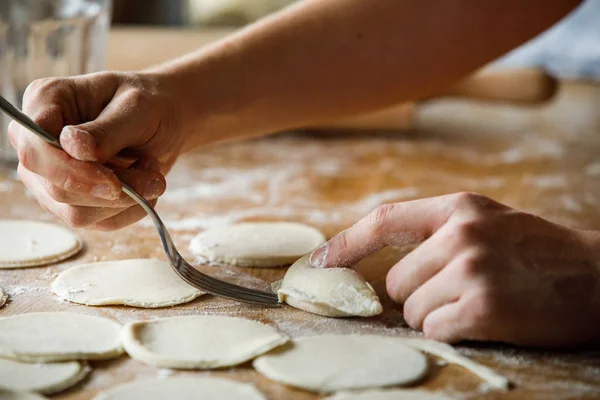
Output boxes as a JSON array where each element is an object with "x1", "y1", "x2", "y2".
[{"x1": 146, "y1": 40, "x2": 278, "y2": 152}]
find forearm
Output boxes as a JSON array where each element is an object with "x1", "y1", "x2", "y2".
[{"x1": 153, "y1": 0, "x2": 580, "y2": 149}]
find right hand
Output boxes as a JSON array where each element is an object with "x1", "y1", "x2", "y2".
[{"x1": 9, "y1": 71, "x2": 186, "y2": 230}]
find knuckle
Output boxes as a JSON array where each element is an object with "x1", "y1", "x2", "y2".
[
  {"x1": 63, "y1": 206, "x2": 90, "y2": 228},
  {"x1": 17, "y1": 146, "x2": 35, "y2": 171},
  {"x1": 333, "y1": 230, "x2": 349, "y2": 252},
  {"x1": 56, "y1": 169, "x2": 84, "y2": 193},
  {"x1": 123, "y1": 87, "x2": 148, "y2": 109},
  {"x1": 24, "y1": 78, "x2": 50, "y2": 95},
  {"x1": 23, "y1": 77, "x2": 60, "y2": 101},
  {"x1": 450, "y1": 220, "x2": 481, "y2": 244},
  {"x1": 45, "y1": 184, "x2": 69, "y2": 203},
  {"x1": 454, "y1": 252, "x2": 486, "y2": 278},
  {"x1": 452, "y1": 192, "x2": 489, "y2": 210},
  {"x1": 368, "y1": 203, "x2": 397, "y2": 236}
]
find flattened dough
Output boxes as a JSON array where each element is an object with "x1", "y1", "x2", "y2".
[
  {"x1": 51, "y1": 259, "x2": 205, "y2": 308},
  {"x1": 276, "y1": 255, "x2": 382, "y2": 317},
  {"x1": 0, "y1": 359, "x2": 89, "y2": 395},
  {"x1": 93, "y1": 377, "x2": 266, "y2": 400},
  {"x1": 326, "y1": 390, "x2": 454, "y2": 400},
  {"x1": 253, "y1": 335, "x2": 428, "y2": 392},
  {"x1": 0, "y1": 220, "x2": 82, "y2": 268},
  {"x1": 0, "y1": 288, "x2": 6, "y2": 308},
  {"x1": 189, "y1": 222, "x2": 326, "y2": 267},
  {"x1": 0, "y1": 312, "x2": 123, "y2": 362},
  {"x1": 122, "y1": 315, "x2": 289, "y2": 369},
  {"x1": 0, "y1": 390, "x2": 48, "y2": 400},
  {"x1": 402, "y1": 339, "x2": 510, "y2": 390}
]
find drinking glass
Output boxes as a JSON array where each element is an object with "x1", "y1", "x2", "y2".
[{"x1": 0, "y1": 0, "x2": 112, "y2": 167}]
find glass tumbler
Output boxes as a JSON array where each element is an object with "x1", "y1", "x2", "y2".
[{"x1": 0, "y1": 0, "x2": 112, "y2": 167}]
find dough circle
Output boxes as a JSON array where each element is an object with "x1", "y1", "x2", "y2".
[
  {"x1": 189, "y1": 222, "x2": 326, "y2": 267},
  {"x1": 0, "y1": 220, "x2": 82, "y2": 268},
  {"x1": 0, "y1": 288, "x2": 6, "y2": 308},
  {"x1": 0, "y1": 312, "x2": 123, "y2": 362},
  {"x1": 253, "y1": 335, "x2": 428, "y2": 393},
  {"x1": 326, "y1": 390, "x2": 453, "y2": 400},
  {"x1": 0, "y1": 390, "x2": 48, "y2": 400},
  {"x1": 276, "y1": 255, "x2": 382, "y2": 317},
  {"x1": 0, "y1": 359, "x2": 89, "y2": 395},
  {"x1": 121, "y1": 315, "x2": 289, "y2": 369},
  {"x1": 52, "y1": 259, "x2": 205, "y2": 308},
  {"x1": 402, "y1": 339, "x2": 510, "y2": 390},
  {"x1": 93, "y1": 377, "x2": 266, "y2": 400}
]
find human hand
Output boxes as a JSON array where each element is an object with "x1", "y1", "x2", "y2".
[
  {"x1": 309, "y1": 192, "x2": 600, "y2": 347},
  {"x1": 9, "y1": 71, "x2": 186, "y2": 230}
]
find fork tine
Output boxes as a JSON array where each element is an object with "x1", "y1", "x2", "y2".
[{"x1": 176, "y1": 260, "x2": 280, "y2": 305}]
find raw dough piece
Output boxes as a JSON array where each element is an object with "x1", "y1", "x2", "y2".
[
  {"x1": 189, "y1": 222, "x2": 326, "y2": 267},
  {"x1": 0, "y1": 220, "x2": 82, "y2": 268},
  {"x1": 275, "y1": 255, "x2": 382, "y2": 317},
  {"x1": 0, "y1": 359, "x2": 89, "y2": 395},
  {"x1": 93, "y1": 377, "x2": 266, "y2": 400},
  {"x1": 51, "y1": 259, "x2": 205, "y2": 308},
  {"x1": 0, "y1": 288, "x2": 6, "y2": 308},
  {"x1": 0, "y1": 390, "x2": 48, "y2": 400},
  {"x1": 402, "y1": 339, "x2": 510, "y2": 390},
  {"x1": 121, "y1": 315, "x2": 289, "y2": 369},
  {"x1": 326, "y1": 390, "x2": 454, "y2": 400},
  {"x1": 0, "y1": 312, "x2": 123, "y2": 362},
  {"x1": 253, "y1": 335, "x2": 428, "y2": 393}
]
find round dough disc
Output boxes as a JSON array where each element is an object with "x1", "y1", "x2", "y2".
[
  {"x1": 51, "y1": 259, "x2": 205, "y2": 308},
  {"x1": 189, "y1": 222, "x2": 326, "y2": 267},
  {"x1": 326, "y1": 390, "x2": 454, "y2": 400},
  {"x1": 253, "y1": 335, "x2": 429, "y2": 393},
  {"x1": 0, "y1": 359, "x2": 89, "y2": 395},
  {"x1": 276, "y1": 255, "x2": 382, "y2": 317},
  {"x1": 0, "y1": 390, "x2": 48, "y2": 400},
  {"x1": 121, "y1": 315, "x2": 289, "y2": 369},
  {"x1": 0, "y1": 220, "x2": 82, "y2": 268},
  {"x1": 0, "y1": 287, "x2": 6, "y2": 308},
  {"x1": 0, "y1": 312, "x2": 123, "y2": 362},
  {"x1": 93, "y1": 377, "x2": 266, "y2": 400}
]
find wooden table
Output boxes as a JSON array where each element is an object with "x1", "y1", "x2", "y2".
[{"x1": 2, "y1": 27, "x2": 600, "y2": 400}]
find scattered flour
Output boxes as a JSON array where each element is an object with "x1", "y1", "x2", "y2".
[
  {"x1": 157, "y1": 369, "x2": 175, "y2": 379},
  {"x1": 5, "y1": 286, "x2": 44, "y2": 296}
]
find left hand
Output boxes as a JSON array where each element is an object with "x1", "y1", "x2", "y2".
[{"x1": 309, "y1": 192, "x2": 600, "y2": 347}]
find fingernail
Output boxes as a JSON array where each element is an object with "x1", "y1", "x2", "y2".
[
  {"x1": 92, "y1": 184, "x2": 118, "y2": 200},
  {"x1": 144, "y1": 179, "x2": 164, "y2": 198},
  {"x1": 309, "y1": 244, "x2": 328, "y2": 268}
]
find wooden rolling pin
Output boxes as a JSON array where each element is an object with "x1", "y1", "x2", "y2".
[{"x1": 316, "y1": 67, "x2": 557, "y2": 130}]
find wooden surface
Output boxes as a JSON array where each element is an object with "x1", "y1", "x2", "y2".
[{"x1": 2, "y1": 27, "x2": 600, "y2": 399}]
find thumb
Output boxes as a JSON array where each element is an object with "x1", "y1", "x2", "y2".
[{"x1": 59, "y1": 89, "x2": 157, "y2": 163}]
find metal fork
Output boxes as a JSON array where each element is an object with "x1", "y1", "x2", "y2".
[{"x1": 0, "y1": 95, "x2": 280, "y2": 306}]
